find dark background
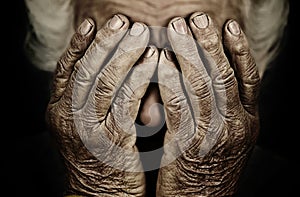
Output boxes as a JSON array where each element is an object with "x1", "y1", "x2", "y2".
[{"x1": 2, "y1": 0, "x2": 298, "y2": 196}]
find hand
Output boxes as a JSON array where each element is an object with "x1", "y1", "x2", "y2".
[
  {"x1": 156, "y1": 12, "x2": 260, "y2": 196},
  {"x1": 46, "y1": 14, "x2": 158, "y2": 196}
]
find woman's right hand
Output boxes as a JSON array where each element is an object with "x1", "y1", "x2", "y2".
[{"x1": 46, "y1": 14, "x2": 158, "y2": 196}]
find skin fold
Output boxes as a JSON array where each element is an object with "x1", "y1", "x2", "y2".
[
  {"x1": 47, "y1": 15, "x2": 158, "y2": 196},
  {"x1": 156, "y1": 13, "x2": 260, "y2": 196},
  {"x1": 73, "y1": 0, "x2": 245, "y2": 130},
  {"x1": 45, "y1": 1, "x2": 261, "y2": 196}
]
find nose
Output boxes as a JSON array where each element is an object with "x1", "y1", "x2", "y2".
[
  {"x1": 149, "y1": 26, "x2": 170, "y2": 49},
  {"x1": 139, "y1": 84, "x2": 165, "y2": 128}
]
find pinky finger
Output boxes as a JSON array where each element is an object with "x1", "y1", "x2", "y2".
[
  {"x1": 223, "y1": 20, "x2": 260, "y2": 115},
  {"x1": 50, "y1": 18, "x2": 95, "y2": 104}
]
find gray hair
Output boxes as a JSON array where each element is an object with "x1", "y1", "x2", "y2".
[
  {"x1": 24, "y1": 0, "x2": 74, "y2": 72},
  {"x1": 24, "y1": 0, "x2": 289, "y2": 77},
  {"x1": 240, "y1": 0, "x2": 289, "y2": 76}
]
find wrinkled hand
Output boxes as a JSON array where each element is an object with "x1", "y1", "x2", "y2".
[
  {"x1": 46, "y1": 14, "x2": 159, "y2": 196},
  {"x1": 157, "y1": 12, "x2": 260, "y2": 196}
]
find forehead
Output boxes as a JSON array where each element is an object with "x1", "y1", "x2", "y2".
[{"x1": 74, "y1": 0, "x2": 243, "y2": 29}]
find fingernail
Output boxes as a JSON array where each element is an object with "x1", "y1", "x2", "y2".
[
  {"x1": 193, "y1": 14, "x2": 209, "y2": 29},
  {"x1": 109, "y1": 15, "x2": 124, "y2": 30},
  {"x1": 145, "y1": 46, "x2": 156, "y2": 58},
  {"x1": 228, "y1": 20, "x2": 241, "y2": 36},
  {"x1": 172, "y1": 18, "x2": 187, "y2": 34},
  {"x1": 79, "y1": 19, "x2": 93, "y2": 35},
  {"x1": 164, "y1": 49, "x2": 173, "y2": 61},
  {"x1": 130, "y1": 22, "x2": 145, "y2": 36}
]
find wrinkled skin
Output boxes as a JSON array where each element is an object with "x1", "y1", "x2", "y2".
[
  {"x1": 156, "y1": 13, "x2": 260, "y2": 196},
  {"x1": 46, "y1": 10, "x2": 260, "y2": 197},
  {"x1": 73, "y1": 0, "x2": 246, "y2": 129},
  {"x1": 46, "y1": 14, "x2": 159, "y2": 196}
]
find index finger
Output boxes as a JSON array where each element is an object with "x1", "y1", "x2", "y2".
[{"x1": 65, "y1": 14, "x2": 130, "y2": 110}]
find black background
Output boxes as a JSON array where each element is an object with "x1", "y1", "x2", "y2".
[{"x1": 2, "y1": 1, "x2": 298, "y2": 196}]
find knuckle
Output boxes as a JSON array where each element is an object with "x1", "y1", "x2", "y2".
[
  {"x1": 94, "y1": 28, "x2": 117, "y2": 49},
  {"x1": 57, "y1": 47, "x2": 81, "y2": 71},
  {"x1": 97, "y1": 69, "x2": 115, "y2": 94},
  {"x1": 66, "y1": 47, "x2": 79, "y2": 62},
  {"x1": 56, "y1": 56, "x2": 72, "y2": 76},
  {"x1": 201, "y1": 33, "x2": 222, "y2": 54},
  {"x1": 93, "y1": 34, "x2": 108, "y2": 52},
  {"x1": 233, "y1": 38, "x2": 249, "y2": 55},
  {"x1": 244, "y1": 64, "x2": 260, "y2": 85},
  {"x1": 56, "y1": 58, "x2": 67, "y2": 73},
  {"x1": 188, "y1": 74, "x2": 212, "y2": 97},
  {"x1": 214, "y1": 66, "x2": 235, "y2": 85},
  {"x1": 166, "y1": 94, "x2": 187, "y2": 110},
  {"x1": 70, "y1": 32, "x2": 84, "y2": 48},
  {"x1": 95, "y1": 29, "x2": 105, "y2": 42},
  {"x1": 236, "y1": 49, "x2": 260, "y2": 83}
]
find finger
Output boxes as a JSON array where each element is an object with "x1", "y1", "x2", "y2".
[
  {"x1": 167, "y1": 17, "x2": 218, "y2": 128},
  {"x1": 158, "y1": 49, "x2": 194, "y2": 145},
  {"x1": 91, "y1": 22, "x2": 150, "y2": 120},
  {"x1": 65, "y1": 14, "x2": 130, "y2": 110},
  {"x1": 50, "y1": 18, "x2": 95, "y2": 104},
  {"x1": 223, "y1": 20, "x2": 260, "y2": 115},
  {"x1": 189, "y1": 12, "x2": 241, "y2": 116},
  {"x1": 106, "y1": 46, "x2": 158, "y2": 147}
]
